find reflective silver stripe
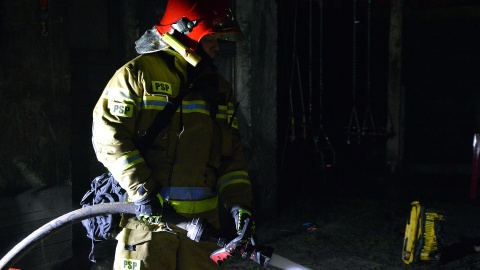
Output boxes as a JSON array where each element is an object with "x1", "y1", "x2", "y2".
[
  {"x1": 160, "y1": 186, "x2": 217, "y2": 201},
  {"x1": 141, "y1": 97, "x2": 227, "y2": 119},
  {"x1": 105, "y1": 87, "x2": 142, "y2": 107},
  {"x1": 111, "y1": 150, "x2": 144, "y2": 172},
  {"x1": 181, "y1": 100, "x2": 209, "y2": 114},
  {"x1": 143, "y1": 97, "x2": 168, "y2": 110}
]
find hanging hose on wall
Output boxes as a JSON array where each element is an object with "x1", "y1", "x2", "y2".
[
  {"x1": 362, "y1": 0, "x2": 376, "y2": 139},
  {"x1": 38, "y1": 0, "x2": 48, "y2": 36},
  {"x1": 313, "y1": 0, "x2": 335, "y2": 170},
  {"x1": 360, "y1": 0, "x2": 389, "y2": 141},
  {"x1": 285, "y1": 0, "x2": 307, "y2": 143},
  {"x1": 346, "y1": 0, "x2": 361, "y2": 144},
  {"x1": 306, "y1": 0, "x2": 313, "y2": 140},
  {"x1": 297, "y1": 57, "x2": 307, "y2": 140},
  {"x1": 281, "y1": 0, "x2": 300, "y2": 169},
  {"x1": 287, "y1": 0, "x2": 299, "y2": 143}
]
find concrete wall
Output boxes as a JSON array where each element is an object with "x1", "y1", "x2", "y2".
[
  {"x1": 0, "y1": 1, "x2": 71, "y2": 268},
  {"x1": 0, "y1": 0, "x2": 70, "y2": 196}
]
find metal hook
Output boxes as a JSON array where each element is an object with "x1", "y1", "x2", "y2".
[{"x1": 41, "y1": 22, "x2": 48, "y2": 36}]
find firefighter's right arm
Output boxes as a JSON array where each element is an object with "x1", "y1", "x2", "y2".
[{"x1": 92, "y1": 64, "x2": 156, "y2": 202}]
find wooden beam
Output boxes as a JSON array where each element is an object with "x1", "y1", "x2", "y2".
[{"x1": 386, "y1": 0, "x2": 404, "y2": 172}]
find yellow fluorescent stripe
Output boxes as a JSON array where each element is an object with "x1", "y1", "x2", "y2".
[
  {"x1": 183, "y1": 108, "x2": 209, "y2": 114},
  {"x1": 218, "y1": 171, "x2": 250, "y2": 192},
  {"x1": 144, "y1": 95, "x2": 169, "y2": 102},
  {"x1": 182, "y1": 100, "x2": 207, "y2": 106},
  {"x1": 219, "y1": 179, "x2": 251, "y2": 193},
  {"x1": 218, "y1": 171, "x2": 249, "y2": 181},
  {"x1": 169, "y1": 196, "x2": 218, "y2": 214}
]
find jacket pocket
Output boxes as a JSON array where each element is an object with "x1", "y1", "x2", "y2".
[
  {"x1": 116, "y1": 228, "x2": 152, "y2": 246},
  {"x1": 115, "y1": 228, "x2": 153, "y2": 261}
]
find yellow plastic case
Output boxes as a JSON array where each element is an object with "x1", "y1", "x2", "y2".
[{"x1": 402, "y1": 201, "x2": 445, "y2": 265}]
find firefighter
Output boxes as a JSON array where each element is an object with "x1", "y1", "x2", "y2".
[{"x1": 91, "y1": 0, "x2": 255, "y2": 269}]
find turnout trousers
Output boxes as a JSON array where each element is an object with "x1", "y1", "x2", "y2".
[{"x1": 113, "y1": 226, "x2": 225, "y2": 270}]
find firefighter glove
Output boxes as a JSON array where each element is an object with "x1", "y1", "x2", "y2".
[
  {"x1": 134, "y1": 185, "x2": 164, "y2": 224},
  {"x1": 231, "y1": 205, "x2": 255, "y2": 244}
]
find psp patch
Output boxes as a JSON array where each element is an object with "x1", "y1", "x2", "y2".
[
  {"x1": 110, "y1": 102, "x2": 134, "y2": 117},
  {"x1": 152, "y1": 81, "x2": 173, "y2": 95},
  {"x1": 122, "y1": 258, "x2": 141, "y2": 269}
]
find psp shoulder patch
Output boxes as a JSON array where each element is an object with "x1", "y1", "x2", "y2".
[{"x1": 110, "y1": 102, "x2": 134, "y2": 117}]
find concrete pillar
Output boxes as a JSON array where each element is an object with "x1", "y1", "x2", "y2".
[
  {"x1": 386, "y1": 0, "x2": 404, "y2": 173},
  {"x1": 235, "y1": 0, "x2": 278, "y2": 219}
]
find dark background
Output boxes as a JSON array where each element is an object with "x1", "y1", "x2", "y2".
[
  {"x1": 277, "y1": 0, "x2": 480, "y2": 206},
  {"x1": 2, "y1": 0, "x2": 480, "y2": 269}
]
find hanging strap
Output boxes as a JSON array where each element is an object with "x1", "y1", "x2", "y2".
[
  {"x1": 347, "y1": 0, "x2": 361, "y2": 144},
  {"x1": 134, "y1": 52, "x2": 190, "y2": 154}
]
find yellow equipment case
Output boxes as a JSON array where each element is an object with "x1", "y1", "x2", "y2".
[{"x1": 402, "y1": 201, "x2": 446, "y2": 265}]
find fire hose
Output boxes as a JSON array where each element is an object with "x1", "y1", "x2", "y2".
[
  {"x1": 0, "y1": 202, "x2": 137, "y2": 269},
  {"x1": 0, "y1": 202, "x2": 311, "y2": 270}
]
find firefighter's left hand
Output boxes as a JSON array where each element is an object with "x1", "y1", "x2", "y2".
[
  {"x1": 134, "y1": 192, "x2": 164, "y2": 223},
  {"x1": 231, "y1": 205, "x2": 255, "y2": 244}
]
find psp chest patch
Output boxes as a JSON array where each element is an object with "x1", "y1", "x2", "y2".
[
  {"x1": 110, "y1": 101, "x2": 134, "y2": 117},
  {"x1": 152, "y1": 81, "x2": 172, "y2": 95}
]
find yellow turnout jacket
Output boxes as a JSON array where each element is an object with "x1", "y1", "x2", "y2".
[{"x1": 92, "y1": 48, "x2": 253, "y2": 226}]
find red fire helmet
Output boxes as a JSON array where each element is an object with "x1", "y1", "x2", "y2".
[{"x1": 156, "y1": 0, "x2": 244, "y2": 50}]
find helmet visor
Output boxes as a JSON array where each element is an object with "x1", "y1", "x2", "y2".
[{"x1": 200, "y1": 8, "x2": 244, "y2": 42}]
